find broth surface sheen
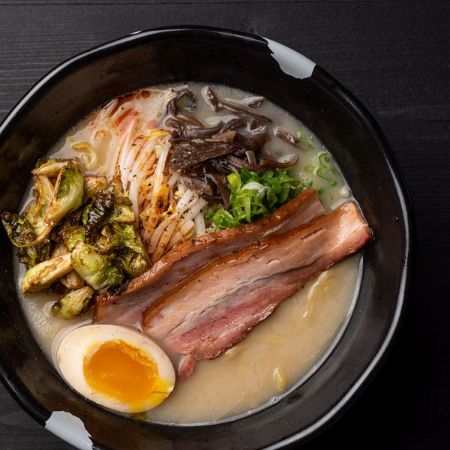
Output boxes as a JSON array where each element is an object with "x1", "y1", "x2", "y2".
[{"x1": 16, "y1": 83, "x2": 361, "y2": 424}]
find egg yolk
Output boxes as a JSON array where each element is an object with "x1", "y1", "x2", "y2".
[{"x1": 83, "y1": 339, "x2": 158, "y2": 408}]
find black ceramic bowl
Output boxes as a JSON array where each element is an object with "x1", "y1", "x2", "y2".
[{"x1": 0, "y1": 26, "x2": 412, "y2": 449}]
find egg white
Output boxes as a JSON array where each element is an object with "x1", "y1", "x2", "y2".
[{"x1": 56, "y1": 324, "x2": 175, "y2": 413}]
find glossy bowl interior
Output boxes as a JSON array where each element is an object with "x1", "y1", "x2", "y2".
[{"x1": 0, "y1": 26, "x2": 411, "y2": 450}]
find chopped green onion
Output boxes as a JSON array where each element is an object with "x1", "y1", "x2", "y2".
[
  {"x1": 314, "y1": 152, "x2": 339, "y2": 187},
  {"x1": 206, "y1": 168, "x2": 309, "y2": 231},
  {"x1": 297, "y1": 131, "x2": 315, "y2": 150},
  {"x1": 227, "y1": 172, "x2": 241, "y2": 190}
]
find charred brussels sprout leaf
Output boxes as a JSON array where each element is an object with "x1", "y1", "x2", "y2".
[
  {"x1": 113, "y1": 248, "x2": 148, "y2": 278},
  {"x1": 17, "y1": 241, "x2": 52, "y2": 268},
  {"x1": 71, "y1": 241, "x2": 124, "y2": 291},
  {"x1": 95, "y1": 225, "x2": 122, "y2": 253},
  {"x1": 45, "y1": 161, "x2": 84, "y2": 225},
  {"x1": 106, "y1": 204, "x2": 135, "y2": 224},
  {"x1": 109, "y1": 223, "x2": 148, "y2": 277},
  {"x1": 95, "y1": 223, "x2": 144, "y2": 255},
  {"x1": 1, "y1": 211, "x2": 36, "y2": 247},
  {"x1": 51, "y1": 285, "x2": 95, "y2": 319},
  {"x1": 85, "y1": 188, "x2": 115, "y2": 244},
  {"x1": 25, "y1": 175, "x2": 54, "y2": 240},
  {"x1": 112, "y1": 223, "x2": 144, "y2": 254},
  {"x1": 32, "y1": 158, "x2": 71, "y2": 177}
]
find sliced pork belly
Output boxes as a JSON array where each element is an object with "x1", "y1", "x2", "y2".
[
  {"x1": 95, "y1": 189, "x2": 324, "y2": 325},
  {"x1": 142, "y1": 202, "x2": 371, "y2": 373}
]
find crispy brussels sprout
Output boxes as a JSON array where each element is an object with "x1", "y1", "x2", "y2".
[
  {"x1": 106, "y1": 204, "x2": 135, "y2": 223},
  {"x1": 1, "y1": 211, "x2": 36, "y2": 247},
  {"x1": 45, "y1": 161, "x2": 84, "y2": 226},
  {"x1": 71, "y1": 241, "x2": 124, "y2": 291},
  {"x1": 62, "y1": 226, "x2": 85, "y2": 251},
  {"x1": 113, "y1": 249, "x2": 148, "y2": 278},
  {"x1": 2, "y1": 160, "x2": 85, "y2": 252},
  {"x1": 51, "y1": 285, "x2": 95, "y2": 319},
  {"x1": 85, "y1": 188, "x2": 114, "y2": 244},
  {"x1": 1, "y1": 177, "x2": 53, "y2": 249},
  {"x1": 95, "y1": 223, "x2": 144, "y2": 255},
  {"x1": 17, "y1": 242, "x2": 52, "y2": 268},
  {"x1": 113, "y1": 223, "x2": 144, "y2": 254},
  {"x1": 108, "y1": 223, "x2": 148, "y2": 277},
  {"x1": 26, "y1": 175, "x2": 54, "y2": 239},
  {"x1": 95, "y1": 225, "x2": 122, "y2": 253},
  {"x1": 84, "y1": 176, "x2": 108, "y2": 201},
  {"x1": 32, "y1": 158, "x2": 71, "y2": 176},
  {"x1": 3, "y1": 159, "x2": 148, "y2": 302},
  {"x1": 2, "y1": 177, "x2": 53, "y2": 249},
  {"x1": 21, "y1": 252, "x2": 72, "y2": 294}
]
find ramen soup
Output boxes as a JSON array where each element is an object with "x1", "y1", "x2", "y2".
[{"x1": 6, "y1": 83, "x2": 370, "y2": 424}]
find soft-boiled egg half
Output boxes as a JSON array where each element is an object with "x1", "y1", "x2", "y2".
[{"x1": 56, "y1": 324, "x2": 175, "y2": 413}]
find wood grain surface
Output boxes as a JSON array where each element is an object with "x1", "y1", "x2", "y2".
[{"x1": 0, "y1": 1, "x2": 449, "y2": 449}]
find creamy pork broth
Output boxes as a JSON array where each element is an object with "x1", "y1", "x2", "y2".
[
  {"x1": 16, "y1": 83, "x2": 361, "y2": 424},
  {"x1": 149, "y1": 256, "x2": 360, "y2": 423}
]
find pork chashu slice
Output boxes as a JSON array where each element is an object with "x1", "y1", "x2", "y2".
[
  {"x1": 143, "y1": 202, "x2": 371, "y2": 372},
  {"x1": 95, "y1": 188, "x2": 325, "y2": 325}
]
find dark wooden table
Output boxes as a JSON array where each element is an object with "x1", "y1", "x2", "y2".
[{"x1": 0, "y1": 1, "x2": 449, "y2": 449}]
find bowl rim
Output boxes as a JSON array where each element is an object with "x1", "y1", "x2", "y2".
[{"x1": 0, "y1": 25, "x2": 414, "y2": 450}]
